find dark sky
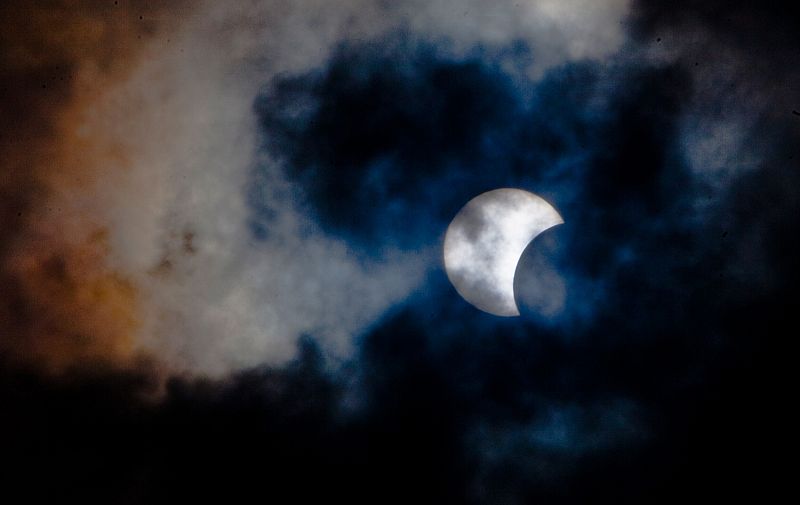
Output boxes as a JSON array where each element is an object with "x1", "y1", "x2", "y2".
[{"x1": 2, "y1": 1, "x2": 798, "y2": 503}]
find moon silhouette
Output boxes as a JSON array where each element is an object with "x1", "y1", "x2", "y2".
[{"x1": 443, "y1": 188, "x2": 564, "y2": 316}]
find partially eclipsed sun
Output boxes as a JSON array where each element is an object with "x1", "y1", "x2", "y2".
[{"x1": 443, "y1": 188, "x2": 563, "y2": 316}]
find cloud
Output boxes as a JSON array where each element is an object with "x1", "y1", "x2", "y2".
[
  {"x1": 0, "y1": 0, "x2": 185, "y2": 373},
  {"x1": 3, "y1": 2, "x2": 798, "y2": 502},
  {"x1": 44, "y1": 0, "x2": 633, "y2": 376}
]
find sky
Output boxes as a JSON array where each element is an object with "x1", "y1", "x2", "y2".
[{"x1": 1, "y1": 0, "x2": 798, "y2": 503}]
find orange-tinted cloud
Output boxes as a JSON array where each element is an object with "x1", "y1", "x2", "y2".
[{"x1": 0, "y1": 0, "x2": 190, "y2": 374}]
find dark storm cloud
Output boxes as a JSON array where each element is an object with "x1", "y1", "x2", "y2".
[
  {"x1": 247, "y1": 12, "x2": 798, "y2": 501},
  {"x1": 631, "y1": 0, "x2": 800, "y2": 55},
  {"x1": 253, "y1": 37, "x2": 522, "y2": 246},
  {"x1": 0, "y1": 337, "x2": 476, "y2": 504},
  {"x1": 0, "y1": 343, "x2": 343, "y2": 503}
]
